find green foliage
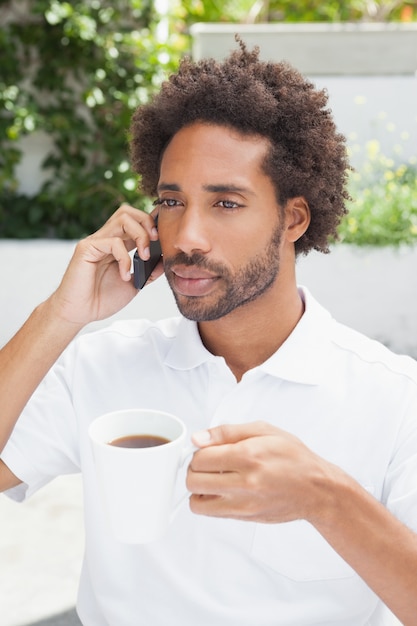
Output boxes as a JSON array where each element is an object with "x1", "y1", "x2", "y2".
[
  {"x1": 338, "y1": 142, "x2": 417, "y2": 247},
  {"x1": 1, "y1": 0, "x2": 416, "y2": 241},
  {"x1": 0, "y1": 0, "x2": 185, "y2": 238},
  {"x1": 177, "y1": 0, "x2": 416, "y2": 23}
]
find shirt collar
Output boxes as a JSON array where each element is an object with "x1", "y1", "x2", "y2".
[
  {"x1": 257, "y1": 287, "x2": 332, "y2": 385},
  {"x1": 164, "y1": 317, "x2": 216, "y2": 371},
  {"x1": 164, "y1": 287, "x2": 332, "y2": 385}
]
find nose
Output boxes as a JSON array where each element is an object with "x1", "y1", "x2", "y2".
[{"x1": 173, "y1": 208, "x2": 211, "y2": 257}]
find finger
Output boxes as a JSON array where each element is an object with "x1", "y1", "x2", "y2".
[
  {"x1": 186, "y1": 464, "x2": 237, "y2": 495},
  {"x1": 187, "y1": 470, "x2": 243, "y2": 519},
  {"x1": 101, "y1": 206, "x2": 158, "y2": 256},
  {"x1": 189, "y1": 494, "x2": 227, "y2": 518},
  {"x1": 192, "y1": 421, "x2": 277, "y2": 448},
  {"x1": 189, "y1": 493, "x2": 250, "y2": 520},
  {"x1": 116, "y1": 211, "x2": 158, "y2": 259},
  {"x1": 119, "y1": 204, "x2": 158, "y2": 240},
  {"x1": 189, "y1": 444, "x2": 241, "y2": 473},
  {"x1": 86, "y1": 236, "x2": 133, "y2": 281},
  {"x1": 112, "y1": 203, "x2": 157, "y2": 237}
]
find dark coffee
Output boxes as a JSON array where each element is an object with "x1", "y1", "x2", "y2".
[{"x1": 109, "y1": 434, "x2": 170, "y2": 449}]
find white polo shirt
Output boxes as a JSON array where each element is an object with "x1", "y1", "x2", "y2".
[{"x1": 2, "y1": 288, "x2": 417, "y2": 625}]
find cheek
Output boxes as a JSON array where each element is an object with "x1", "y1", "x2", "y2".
[
  {"x1": 223, "y1": 227, "x2": 273, "y2": 263},
  {"x1": 157, "y1": 224, "x2": 174, "y2": 256},
  {"x1": 212, "y1": 246, "x2": 259, "y2": 280},
  {"x1": 215, "y1": 233, "x2": 253, "y2": 267}
]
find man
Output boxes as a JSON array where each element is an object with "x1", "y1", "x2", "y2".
[{"x1": 1, "y1": 39, "x2": 417, "y2": 625}]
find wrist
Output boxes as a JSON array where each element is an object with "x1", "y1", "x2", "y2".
[
  {"x1": 36, "y1": 296, "x2": 86, "y2": 339},
  {"x1": 305, "y1": 459, "x2": 353, "y2": 529}
]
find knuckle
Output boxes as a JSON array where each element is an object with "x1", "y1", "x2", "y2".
[
  {"x1": 216, "y1": 424, "x2": 236, "y2": 441},
  {"x1": 116, "y1": 202, "x2": 132, "y2": 213},
  {"x1": 75, "y1": 238, "x2": 89, "y2": 251},
  {"x1": 239, "y1": 438, "x2": 257, "y2": 459},
  {"x1": 253, "y1": 420, "x2": 273, "y2": 433},
  {"x1": 75, "y1": 237, "x2": 97, "y2": 253},
  {"x1": 117, "y1": 210, "x2": 131, "y2": 225},
  {"x1": 239, "y1": 439, "x2": 265, "y2": 470},
  {"x1": 242, "y1": 470, "x2": 262, "y2": 492}
]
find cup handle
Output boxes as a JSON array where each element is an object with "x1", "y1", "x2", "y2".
[
  {"x1": 180, "y1": 443, "x2": 198, "y2": 466},
  {"x1": 170, "y1": 444, "x2": 198, "y2": 522}
]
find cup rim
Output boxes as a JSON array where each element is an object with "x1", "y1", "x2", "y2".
[{"x1": 88, "y1": 408, "x2": 186, "y2": 451}]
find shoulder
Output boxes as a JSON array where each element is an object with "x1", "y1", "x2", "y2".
[
  {"x1": 302, "y1": 286, "x2": 417, "y2": 384},
  {"x1": 66, "y1": 317, "x2": 185, "y2": 365},
  {"x1": 329, "y1": 318, "x2": 417, "y2": 386},
  {"x1": 88, "y1": 317, "x2": 183, "y2": 341}
]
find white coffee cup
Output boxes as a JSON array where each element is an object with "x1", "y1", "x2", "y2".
[{"x1": 89, "y1": 408, "x2": 192, "y2": 543}]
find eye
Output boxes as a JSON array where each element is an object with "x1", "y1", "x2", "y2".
[
  {"x1": 215, "y1": 200, "x2": 241, "y2": 210},
  {"x1": 153, "y1": 198, "x2": 181, "y2": 208}
]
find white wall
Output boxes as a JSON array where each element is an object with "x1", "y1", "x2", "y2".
[
  {"x1": 0, "y1": 239, "x2": 179, "y2": 348},
  {"x1": 191, "y1": 23, "x2": 417, "y2": 167},
  {"x1": 313, "y1": 75, "x2": 417, "y2": 167},
  {"x1": 1, "y1": 240, "x2": 416, "y2": 358},
  {"x1": 296, "y1": 245, "x2": 417, "y2": 358}
]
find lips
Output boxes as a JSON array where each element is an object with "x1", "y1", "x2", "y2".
[{"x1": 170, "y1": 265, "x2": 219, "y2": 297}]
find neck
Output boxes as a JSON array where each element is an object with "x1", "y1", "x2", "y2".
[{"x1": 198, "y1": 279, "x2": 304, "y2": 382}]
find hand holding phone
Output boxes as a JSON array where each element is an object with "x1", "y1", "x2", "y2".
[{"x1": 133, "y1": 216, "x2": 162, "y2": 290}]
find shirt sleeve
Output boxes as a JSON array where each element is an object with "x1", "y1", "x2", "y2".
[
  {"x1": 382, "y1": 386, "x2": 417, "y2": 532},
  {"x1": 1, "y1": 343, "x2": 81, "y2": 501}
]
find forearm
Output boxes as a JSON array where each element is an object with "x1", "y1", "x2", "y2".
[
  {"x1": 312, "y1": 466, "x2": 417, "y2": 625},
  {"x1": 0, "y1": 298, "x2": 83, "y2": 452}
]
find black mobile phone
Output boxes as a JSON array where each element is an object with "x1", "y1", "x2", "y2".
[{"x1": 133, "y1": 217, "x2": 162, "y2": 290}]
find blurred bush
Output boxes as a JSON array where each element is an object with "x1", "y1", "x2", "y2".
[
  {"x1": 177, "y1": 0, "x2": 417, "y2": 24},
  {"x1": 0, "y1": 0, "x2": 415, "y2": 241},
  {"x1": 339, "y1": 142, "x2": 417, "y2": 247},
  {"x1": 0, "y1": 0, "x2": 185, "y2": 238}
]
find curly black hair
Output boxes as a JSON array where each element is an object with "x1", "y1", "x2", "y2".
[{"x1": 130, "y1": 37, "x2": 350, "y2": 255}]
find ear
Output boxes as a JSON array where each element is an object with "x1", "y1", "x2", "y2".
[{"x1": 284, "y1": 197, "x2": 311, "y2": 243}]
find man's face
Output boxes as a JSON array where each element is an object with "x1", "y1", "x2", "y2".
[{"x1": 157, "y1": 123, "x2": 286, "y2": 322}]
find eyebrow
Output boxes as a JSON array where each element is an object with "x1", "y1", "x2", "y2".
[
  {"x1": 156, "y1": 183, "x2": 254, "y2": 195},
  {"x1": 203, "y1": 184, "x2": 253, "y2": 195},
  {"x1": 157, "y1": 183, "x2": 181, "y2": 192}
]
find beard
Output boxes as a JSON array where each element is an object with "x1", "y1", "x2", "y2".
[{"x1": 163, "y1": 222, "x2": 284, "y2": 322}]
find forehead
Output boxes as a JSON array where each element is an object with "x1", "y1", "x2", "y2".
[{"x1": 159, "y1": 122, "x2": 271, "y2": 182}]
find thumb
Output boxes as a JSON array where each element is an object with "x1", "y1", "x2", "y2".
[
  {"x1": 191, "y1": 429, "x2": 213, "y2": 448},
  {"x1": 191, "y1": 421, "x2": 273, "y2": 448}
]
